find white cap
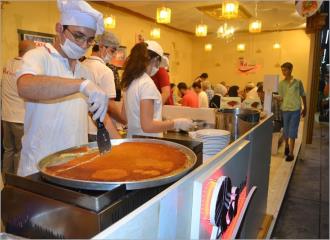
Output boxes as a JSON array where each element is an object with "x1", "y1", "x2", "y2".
[
  {"x1": 145, "y1": 40, "x2": 164, "y2": 58},
  {"x1": 58, "y1": 0, "x2": 104, "y2": 35}
]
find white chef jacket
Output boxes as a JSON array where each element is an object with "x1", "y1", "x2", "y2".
[
  {"x1": 199, "y1": 91, "x2": 209, "y2": 108},
  {"x1": 82, "y1": 56, "x2": 116, "y2": 135},
  {"x1": 16, "y1": 43, "x2": 90, "y2": 176},
  {"x1": 124, "y1": 72, "x2": 162, "y2": 138},
  {"x1": 1, "y1": 57, "x2": 25, "y2": 123}
]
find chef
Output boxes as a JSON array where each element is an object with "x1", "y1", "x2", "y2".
[
  {"x1": 121, "y1": 41, "x2": 193, "y2": 138},
  {"x1": 16, "y1": 0, "x2": 107, "y2": 176},
  {"x1": 82, "y1": 31, "x2": 123, "y2": 141}
]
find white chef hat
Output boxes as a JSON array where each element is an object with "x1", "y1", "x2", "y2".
[{"x1": 58, "y1": 0, "x2": 104, "y2": 35}]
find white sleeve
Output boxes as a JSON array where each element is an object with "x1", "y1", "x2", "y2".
[
  {"x1": 16, "y1": 48, "x2": 45, "y2": 79},
  {"x1": 139, "y1": 77, "x2": 160, "y2": 101},
  {"x1": 100, "y1": 68, "x2": 116, "y2": 99}
]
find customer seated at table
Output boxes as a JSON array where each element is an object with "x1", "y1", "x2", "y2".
[
  {"x1": 192, "y1": 81, "x2": 209, "y2": 108},
  {"x1": 245, "y1": 82, "x2": 259, "y2": 100},
  {"x1": 209, "y1": 83, "x2": 227, "y2": 108},
  {"x1": 228, "y1": 85, "x2": 239, "y2": 97},
  {"x1": 177, "y1": 82, "x2": 199, "y2": 108},
  {"x1": 201, "y1": 80, "x2": 214, "y2": 103}
]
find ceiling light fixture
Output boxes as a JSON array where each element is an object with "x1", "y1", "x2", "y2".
[
  {"x1": 249, "y1": 2, "x2": 262, "y2": 33},
  {"x1": 156, "y1": 7, "x2": 171, "y2": 24},
  {"x1": 196, "y1": 24, "x2": 208, "y2": 37},
  {"x1": 273, "y1": 42, "x2": 281, "y2": 49},
  {"x1": 273, "y1": 24, "x2": 281, "y2": 49},
  {"x1": 249, "y1": 20, "x2": 262, "y2": 33},
  {"x1": 104, "y1": 15, "x2": 116, "y2": 29},
  {"x1": 150, "y1": 28, "x2": 161, "y2": 39},
  {"x1": 217, "y1": 23, "x2": 235, "y2": 39},
  {"x1": 237, "y1": 43, "x2": 245, "y2": 52},
  {"x1": 222, "y1": 0, "x2": 239, "y2": 19},
  {"x1": 205, "y1": 43, "x2": 213, "y2": 51}
]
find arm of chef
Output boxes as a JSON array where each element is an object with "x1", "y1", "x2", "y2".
[
  {"x1": 140, "y1": 99, "x2": 174, "y2": 133},
  {"x1": 16, "y1": 48, "x2": 83, "y2": 101}
]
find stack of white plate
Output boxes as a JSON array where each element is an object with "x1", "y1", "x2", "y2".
[{"x1": 194, "y1": 129, "x2": 231, "y2": 161}]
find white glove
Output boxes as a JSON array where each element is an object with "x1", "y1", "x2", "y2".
[
  {"x1": 80, "y1": 80, "x2": 108, "y2": 122},
  {"x1": 173, "y1": 118, "x2": 194, "y2": 131}
]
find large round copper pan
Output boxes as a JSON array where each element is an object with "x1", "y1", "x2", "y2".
[{"x1": 38, "y1": 138, "x2": 197, "y2": 190}]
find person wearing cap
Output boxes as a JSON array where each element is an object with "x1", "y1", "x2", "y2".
[
  {"x1": 148, "y1": 46, "x2": 171, "y2": 105},
  {"x1": 16, "y1": 0, "x2": 108, "y2": 176},
  {"x1": 278, "y1": 62, "x2": 307, "y2": 161},
  {"x1": 120, "y1": 42, "x2": 193, "y2": 138},
  {"x1": 82, "y1": 31, "x2": 124, "y2": 141},
  {"x1": 2, "y1": 40, "x2": 36, "y2": 176}
]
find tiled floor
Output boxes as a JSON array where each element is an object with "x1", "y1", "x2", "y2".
[{"x1": 271, "y1": 122, "x2": 329, "y2": 239}]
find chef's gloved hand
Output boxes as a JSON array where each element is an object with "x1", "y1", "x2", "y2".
[
  {"x1": 173, "y1": 118, "x2": 194, "y2": 131},
  {"x1": 80, "y1": 80, "x2": 108, "y2": 122}
]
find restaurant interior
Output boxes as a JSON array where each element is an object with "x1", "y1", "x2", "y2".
[{"x1": 0, "y1": 0, "x2": 329, "y2": 239}]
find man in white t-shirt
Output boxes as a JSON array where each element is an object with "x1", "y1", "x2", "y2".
[
  {"x1": 15, "y1": 0, "x2": 108, "y2": 176},
  {"x1": 82, "y1": 31, "x2": 123, "y2": 141},
  {"x1": 192, "y1": 81, "x2": 209, "y2": 108},
  {"x1": 1, "y1": 40, "x2": 35, "y2": 175}
]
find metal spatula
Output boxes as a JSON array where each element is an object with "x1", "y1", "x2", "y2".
[{"x1": 96, "y1": 119, "x2": 111, "y2": 154}]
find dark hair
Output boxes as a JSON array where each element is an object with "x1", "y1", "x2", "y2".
[
  {"x1": 256, "y1": 82, "x2": 263, "y2": 88},
  {"x1": 200, "y1": 73, "x2": 208, "y2": 78},
  {"x1": 257, "y1": 85, "x2": 264, "y2": 93},
  {"x1": 192, "y1": 81, "x2": 201, "y2": 89},
  {"x1": 177, "y1": 82, "x2": 188, "y2": 90},
  {"x1": 170, "y1": 83, "x2": 176, "y2": 88},
  {"x1": 281, "y1": 62, "x2": 293, "y2": 70},
  {"x1": 228, "y1": 85, "x2": 239, "y2": 97},
  {"x1": 92, "y1": 44, "x2": 100, "y2": 52},
  {"x1": 121, "y1": 42, "x2": 157, "y2": 89}
]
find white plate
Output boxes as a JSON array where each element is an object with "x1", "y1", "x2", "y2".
[{"x1": 196, "y1": 129, "x2": 231, "y2": 137}]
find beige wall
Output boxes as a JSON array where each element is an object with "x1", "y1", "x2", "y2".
[
  {"x1": 1, "y1": 1, "x2": 310, "y2": 91},
  {"x1": 192, "y1": 29, "x2": 311, "y2": 90},
  {"x1": 0, "y1": 1, "x2": 194, "y2": 84}
]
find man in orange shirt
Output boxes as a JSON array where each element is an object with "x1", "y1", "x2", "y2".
[{"x1": 177, "y1": 82, "x2": 199, "y2": 108}]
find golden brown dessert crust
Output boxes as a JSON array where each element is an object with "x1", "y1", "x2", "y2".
[{"x1": 45, "y1": 142, "x2": 188, "y2": 182}]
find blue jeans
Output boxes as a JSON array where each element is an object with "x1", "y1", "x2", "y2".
[{"x1": 282, "y1": 110, "x2": 301, "y2": 139}]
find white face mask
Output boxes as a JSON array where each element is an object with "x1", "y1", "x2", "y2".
[
  {"x1": 103, "y1": 53, "x2": 112, "y2": 63},
  {"x1": 150, "y1": 66, "x2": 159, "y2": 77},
  {"x1": 60, "y1": 38, "x2": 87, "y2": 60}
]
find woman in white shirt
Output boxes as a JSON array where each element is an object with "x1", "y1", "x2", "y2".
[{"x1": 121, "y1": 41, "x2": 193, "y2": 137}]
